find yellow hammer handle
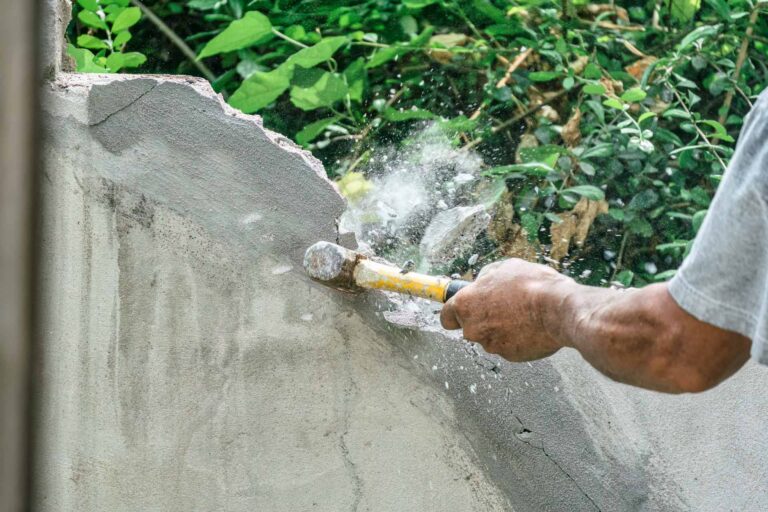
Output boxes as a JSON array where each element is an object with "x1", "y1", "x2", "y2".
[{"x1": 352, "y1": 259, "x2": 469, "y2": 303}]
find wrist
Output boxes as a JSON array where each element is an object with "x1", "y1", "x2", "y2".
[{"x1": 532, "y1": 272, "x2": 582, "y2": 349}]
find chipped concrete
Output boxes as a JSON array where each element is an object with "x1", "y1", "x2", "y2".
[
  {"x1": 35, "y1": 74, "x2": 514, "y2": 512},
  {"x1": 33, "y1": 2, "x2": 768, "y2": 510}
]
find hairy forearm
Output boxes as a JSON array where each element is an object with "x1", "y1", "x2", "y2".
[{"x1": 539, "y1": 279, "x2": 749, "y2": 393}]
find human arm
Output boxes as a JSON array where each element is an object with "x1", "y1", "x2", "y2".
[{"x1": 440, "y1": 259, "x2": 751, "y2": 394}]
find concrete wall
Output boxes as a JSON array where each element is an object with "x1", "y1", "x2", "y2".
[{"x1": 35, "y1": 3, "x2": 768, "y2": 510}]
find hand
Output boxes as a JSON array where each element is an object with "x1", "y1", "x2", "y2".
[{"x1": 440, "y1": 259, "x2": 568, "y2": 362}]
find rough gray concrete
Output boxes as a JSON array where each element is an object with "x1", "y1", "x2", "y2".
[
  {"x1": 35, "y1": 74, "x2": 514, "y2": 512},
  {"x1": 37, "y1": 70, "x2": 768, "y2": 512},
  {"x1": 34, "y1": 2, "x2": 768, "y2": 509}
]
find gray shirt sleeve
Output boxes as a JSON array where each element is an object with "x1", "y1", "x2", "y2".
[{"x1": 668, "y1": 90, "x2": 768, "y2": 364}]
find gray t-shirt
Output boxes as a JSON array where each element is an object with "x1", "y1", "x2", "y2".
[{"x1": 669, "y1": 89, "x2": 768, "y2": 364}]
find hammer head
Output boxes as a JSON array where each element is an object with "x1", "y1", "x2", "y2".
[{"x1": 303, "y1": 241, "x2": 365, "y2": 292}]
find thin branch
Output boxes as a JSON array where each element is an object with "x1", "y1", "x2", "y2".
[
  {"x1": 718, "y1": 3, "x2": 762, "y2": 126},
  {"x1": 130, "y1": 0, "x2": 219, "y2": 86},
  {"x1": 610, "y1": 231, "x2": 629, "y2": 283},
  {"x1": 496, "y1": 48, "x2": 533, "y2": 89},
  {"x1": 669, "y1": 87, "x2": 727, "y2": 170},
  {"x1": 577, "y1": 18, "x2": 645, "y2": 32},
  {"x1": 462, "y1": 88, "x2": 570, "y2": 151}
]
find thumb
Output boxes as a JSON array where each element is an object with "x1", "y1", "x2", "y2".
[{"x1": 440, "y1": 299, "x2": 462, "y2": 330}]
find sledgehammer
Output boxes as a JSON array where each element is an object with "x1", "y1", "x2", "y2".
[{"x1": 303, "y1": 241, "x2": 471, "y2": 303}]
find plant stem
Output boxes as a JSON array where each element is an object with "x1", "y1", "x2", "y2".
[
  {"x1": 610, "y1": 231, "x2": 629, "y2": 283},
  {"x1": 718, "y1": 2, "x2": 763, "y2": 126},
  {"x1": 130, "y1": 0, "x2": 219, "y2": 86},
  {"x1": 462, "y1": 88, "x2": 571, "y2": 151},
  {"x1": 271, "y1": 28, "x2": 308, "y2": 49},
  {"x1": 669, "y1": 87, "x2": 727, "y2": 170}
]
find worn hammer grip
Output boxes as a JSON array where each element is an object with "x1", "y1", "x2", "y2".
[{"x1": 443, "y1": 280, "x2": 471, "y2": 302}]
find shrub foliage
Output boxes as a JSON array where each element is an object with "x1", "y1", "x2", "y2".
[{"x1": 69, "y1": 0, "x2": 768, "y2": 286}]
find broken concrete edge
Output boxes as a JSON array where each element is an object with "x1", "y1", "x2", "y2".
[
  {"x1": 43, "y1": 0, "x2": 354, "y2": 249},
  {"x1": 48, "y1": 72, "x2": 353, "y2": 252}
]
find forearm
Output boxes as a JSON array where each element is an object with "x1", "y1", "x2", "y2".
[{"x1": 540, "y1": 279, "x2": 748, "y2": 393}]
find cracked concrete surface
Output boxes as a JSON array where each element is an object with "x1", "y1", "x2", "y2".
[{"x1": 33, "y1": 2, "x2": 768, "y2": 510}]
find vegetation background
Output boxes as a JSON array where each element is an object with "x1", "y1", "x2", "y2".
[{"x1": 67, "y1": 0, "x2": 767, "y2": 286}]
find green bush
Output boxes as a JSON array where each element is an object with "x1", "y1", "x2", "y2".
[{"x1": 68, "y1": 0, "x2": 768, "y2": 286}]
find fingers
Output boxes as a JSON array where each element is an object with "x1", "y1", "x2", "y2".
[
  {"x1": 477, "y1": 260, "x2": 503, "y2": 280},
  {"x1": 440, "y1": 299, "x2": 461, "y2": 330}
]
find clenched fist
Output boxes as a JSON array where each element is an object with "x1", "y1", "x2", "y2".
[{"x1": 440, "y1": 259, "x2": 570, "y2": 362}]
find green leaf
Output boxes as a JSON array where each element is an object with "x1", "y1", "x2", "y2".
[
  {"x1": 608, "y1": 208, "x2": 625, "y2": 221},
  {"x1": 528, "y1": 71, "x2": 561, "y2": 82},
  {"x1": 518, "y1": 145, "x2": 563, "y2": 168},
  {"x1": 579, "y1": 161, "x2": 595, "y2": 176},
  {"x1": 669, "y1": 0, "x2": 702, "y2": 23},
  {"x1": 583, "y1": 83, "x2": 606, "y2": 95},
  {"x1": 343, "y1": 58, "x2": 366, "y2": 102},
  {"x1": 662, "y1": 108, "x2": 689, "y2": 119},
  {"x1": 615, "y1": 269, "x2": 634, "y2": 287},
  {"x1": 562, "y1": 185, "x2": 605, "y2": 201},
  {"x1": 628, "y1": 217, "x2": 653, "y2": 237},
  {"x1": 290, "y1": 69, "x2": 348, "y2": 111},
  {"x1": 229, "y1": 65, "x2": 292, "y2": 113},
  {"x1": 383, "y1": 107, "x2": 436, "y2": 121},
  {"x1": 692, "y1": 209, "x2": 707, "y2": 233},
  {"x1": 188, "y1": 0, "x2": 225, "y2": 9},
  {"x1": 198, "y1": 11, "x2": 272, "y2": 59},
  {"x1": 603, "y1": 98, "x2": 624, "y2": 110},
  {"x1": 581, "y1": 142, "x2": 614, "y2": 159},
  {"x1": 106, "y1": 52, "x2": 125, "y2": 72},
  {"x1": 78, "y1": 10, "x2": 108, "y2": 30},
  {"x1": 67, "y1": 44, "x2": 108, "y2": 73},
  {"x1": 545, "y1": 212, "x2": 564, "y2": 224},
  {"x1": 121, "y1": 51, "x2": 146, "y2": 68},
  {"x1": 286, "y1": 36, "x2": 347, "y2": 68},
  {"x1": 296, "y1": 116, "x2": 341, "y2": 145},
  {"x1": 584, "y1": 63, "x2": 602, "y2": 80},
  {"x1": 678, "y1": 24, "x2": 719, "y2": 50},
  {"x1": 638, "y1": 112, "x2": 657, "y2": 123},
  {"x1": 365, "y1": 27, "x2": 432, "y2": 69},
  {"x1": 77, "y1": 34, "x2": 109, "y2": 50},
  {"x1": 471, "y1": 0, "x2": 507, "y2": 23},
  {"x1": 77, "y1": 0, "x2": 99, "y2": 11},
  {"x1": 482, "y1": 163, "x2": 555, "y2": 178},
  {"x1": 700, "y1": 119, "x2": 734, "y2": 142},
  {"x1": 437, "y1": 115, "x2": 478, "y2": 135},
  {"x1": 656, "y1": 240, "x2": 689, "y2": 252},
  {"x1": 113, "y1": 30, "x2": 132, "y2": 47},
  {"x1": 366, "y1": 46, "x2": 402, "y2": 69},
  {"x1": 111, "y1": 6, "x2": 141, "y2": 33},
  {"x1": 620, "y1": 88, "x2": 647, "y2": 103},
  {"x1": 520, "y1": 212, "x2": 542, "y2": 242},
  {"x1": 652, "y1": 269, "x2": 677, "y2": 282},
  {"x1": 628, "y1": 189, "x2": 659, "y2": 211},
  {"x1": 404, "y1": 0, "x2": 440, "y2": 8}
]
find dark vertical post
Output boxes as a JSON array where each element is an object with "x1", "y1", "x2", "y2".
[{"x1": 0, "y1": 0, "x2": 40, "y2": 510}]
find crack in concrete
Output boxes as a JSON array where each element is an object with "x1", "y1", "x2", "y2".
[
  {"x1": 513, "y1": 415, "x2": 602, "y2": 512},
  {"x1": 339, "y1": 427, "x2": 362, "y2": 512},
  {"x1": 89, "y1": 82, "x2": 159, "y2": 127},
  {"x1": 339, "y1": 331, "x2": 363, "y2": 512}
]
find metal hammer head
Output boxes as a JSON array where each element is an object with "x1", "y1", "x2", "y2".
[{"x1": 303, "y1": 241, "x2": 365, "y2": 292}]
